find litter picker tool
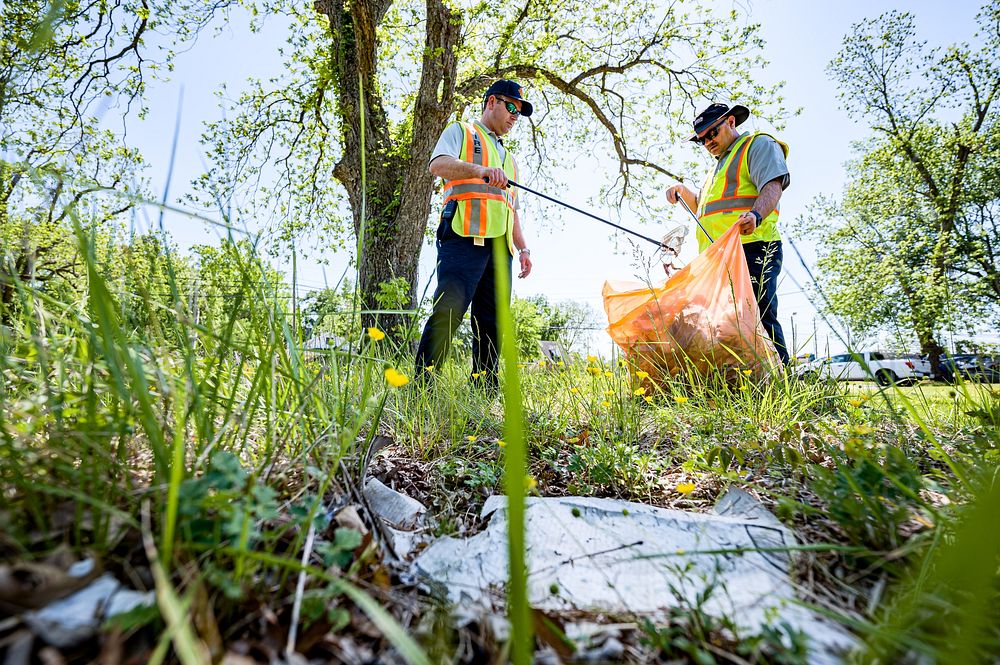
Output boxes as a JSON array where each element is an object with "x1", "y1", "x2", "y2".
[
  {"x1": 673, "y1": 192, "x2": 715, "y2": 244},
  {"x1": 486, "y1": 177, "x2": 665, "y2": 249}
]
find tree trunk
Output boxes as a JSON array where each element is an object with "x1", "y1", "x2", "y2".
[
  {"x1": 917, "y1": 328, "x2": 946, "y2": 378},
  {"x1": 317, "y1": 0, "x2": 461, "y2": 338}
]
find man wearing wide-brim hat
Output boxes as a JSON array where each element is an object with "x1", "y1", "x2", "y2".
[{"x1": 665, "y1": 102, "x2": 791, "y2": 364}]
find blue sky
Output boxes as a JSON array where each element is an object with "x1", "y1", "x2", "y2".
[{"x1": 126, "y1": 0, "x2": 989, "y2": 356}]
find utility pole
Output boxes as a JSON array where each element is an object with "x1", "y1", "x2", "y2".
[
  {"x1": 791, "y1": 312, "x2": 798, "y2": 358},
  {"x1": 813, "y1": 317, "x2": 818, "y2": 359}
]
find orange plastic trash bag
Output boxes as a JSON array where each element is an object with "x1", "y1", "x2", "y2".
[{"x1": 602, "y1": 223, "x2": 779, "y2": 383}]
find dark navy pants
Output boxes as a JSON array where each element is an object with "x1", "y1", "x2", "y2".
[
  {"x1": 743, "y1": 241, "x2": 789, "y2": 364},
  {"x1": 415, "y1": 202, "x2": 512, "y2": 387}
]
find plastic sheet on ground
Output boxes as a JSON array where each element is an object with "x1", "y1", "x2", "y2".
[
  {"x1": 603, "y1": 224, "x2": 779, "y2": 382},
  {"x1": 23, "y1": 573, "x2": 154, "y2": 647},
  {"x1": 413, "y1": 488, "x2": 855, "y2": 663}
]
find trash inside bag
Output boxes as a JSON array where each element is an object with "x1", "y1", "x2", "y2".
[{"x1": 603, "y1": 224, "x2": 779, "y2": 383}]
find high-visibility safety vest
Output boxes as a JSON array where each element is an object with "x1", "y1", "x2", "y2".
[
  {"x1": 696, "y1": 132, "x2": 789, "y2": 253},
  {"x1": 442, "y1": 121, "x2": 519, "y2": 254}
]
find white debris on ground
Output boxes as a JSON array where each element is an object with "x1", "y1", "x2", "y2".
[
  {"x1": 23, "y1": 572, "x2": 154, "y2": 647},
  {"x1": 413, "y1": 488, "x2": 857, "y2": 663},
  {"x1": 363, "y1": 477, "x2": 430, "y2": 559}
]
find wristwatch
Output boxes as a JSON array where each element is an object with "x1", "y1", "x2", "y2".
[
  {"x1": 518, "y1": 248, "x2": 531, "y2": 256},
  {"x1": 747, "y1": 210, "x2": 762, "y2": 225}
]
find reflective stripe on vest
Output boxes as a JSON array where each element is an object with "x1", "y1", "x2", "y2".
[
  {"x1": 442, "y1": 121, "x2": 518, "y2": 253},
  {"x1": 695, "y1": 132, "x2": 788, "y2": 252}
]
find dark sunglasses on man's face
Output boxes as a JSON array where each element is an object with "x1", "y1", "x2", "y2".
[
  {"x1": 695, "y1": 122, "x2": 725, "y2": 145},
  {"x1": 496, "y1": 97, "x2": 521, "y2": 117}
]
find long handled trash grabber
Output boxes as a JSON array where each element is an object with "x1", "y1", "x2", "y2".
[
  {"x1": 487, "y1": 177, "x2": 665, "y2": 248},
  {"x1": 673, "y1": 193, "x2": 715, "y2": 244},
  {"x1": 493, "y1": 176, "x2": 716, "y2": 248}
]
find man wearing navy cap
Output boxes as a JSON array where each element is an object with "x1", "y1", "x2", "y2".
[
  {"x1": 414, "y1": 80, "x2": 535, "y2": 390},
  {"x1": 665, "y1": 102, "x2": 791, "y2": 364}
]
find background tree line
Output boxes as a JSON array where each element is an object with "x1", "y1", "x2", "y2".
[{"x1": 800, "y1": 1, "x2": 1000, "y2": 366}]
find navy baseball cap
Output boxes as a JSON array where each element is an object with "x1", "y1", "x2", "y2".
[
  {"x1": 688, "y1": 102, "x2": 749, "y2": 141},
  {"x1": 484, "y1": 79, "x2": 533, "y2": 117}
]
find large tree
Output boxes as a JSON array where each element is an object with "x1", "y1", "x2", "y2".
[
  {"x1": 199, "y1": 0, "x2": 786, "y2": 336},
  {"x1": 806, "y1": 2, "x2": 1000, "y2": 364}
]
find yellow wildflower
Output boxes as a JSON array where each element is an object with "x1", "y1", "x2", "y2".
[
  {"x1": 557, "y1": 361, "x2": 565, "y2": 367},
  {"x1": 633, "y1": 387, "x2": 647, "y2": 396},
  {"x1": 743, "y1": 369, "x2": 753, "y2": 376},
  {"x1": 587, "y1": 355, "x2": 598, "y2": 363},
  {"x1": 636, "y1": 370, "x2": 649, "y2": 379},
  {"x1": 586, "y1": 366, "x2": 601, "y2": 376},
  {"x1": 525, "y1": 475, "x2": 538, "y2": 491},
  {"x1": 644, "y1": 396, "x2": 654, "y2": 403},
  {"x1": 675, "y1": 482, "x2": 696, "y2": 495},
  {"x1": 570, "y1": 387, "x2": 579, "y2": 394},
  {"x1": 471, "y1": 372, "x2": 481, "y2": 379},
  {"x1": 604, "y1": 370, "x2": 613, "y2": 378},
  {"x1": 466, "y1": 435, "x2": 477, "y2": 442},
  {"x1": 604, "y1": 390, "x2": 614, "y2": 397},
  {"x1": 601, "y1": 400, "x2": 611, "y2": 407},
  {"x1": 618, "y1": 359, "x2": 627, "y2": 368},
  {"x1": 847, "y1": 399, "x2": 863, "y2": 407},
  {"x1": 497, "y1": 439, "x2": 507, "y2": 448},
  {"x1": 384, "y1": 367, "x2": 409, "y2": 388},
  {"x1": 739, "y1": 384, "x2": 748, "y2": 391},
  {"x1": 425, "y1": 365, "x2": 435, "y2": 373},
  {"x1": 673, "y1": 395, "x2": 689, "y2": 404},
  {"x1": 367, "y1": 327, "x2": 385, "y2": 341},
  {"x1": 539, "y1": 360, "x2": 547, "y2": 367}
]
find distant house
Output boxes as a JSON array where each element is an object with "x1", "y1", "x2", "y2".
[
  {"x1": 538, "y1": 340, "x2": 572, "y2": 366},
  {"x1": 302, "y1": 333, "x2": 350, "y2": 359}
]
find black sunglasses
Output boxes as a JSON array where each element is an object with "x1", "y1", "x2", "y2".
[
  {"x1": 495, "y1": 96, "x2": 521, "y2": 117},
  {"x1": 695, "y1": 121, "x2": 726, "y2": 145}
]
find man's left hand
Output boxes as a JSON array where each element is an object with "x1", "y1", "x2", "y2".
[
  {"x1": 737, "y1": 212, "x2": 759, "y2": 235},
  {"x1": 518, "y1": 251, "x2": 532, "y2": 278}
]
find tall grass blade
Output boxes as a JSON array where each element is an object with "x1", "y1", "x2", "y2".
[{"x1": 493, "y1": 238, "x2": 532, "y2": 664}]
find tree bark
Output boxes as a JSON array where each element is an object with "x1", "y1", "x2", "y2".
[{"x1": 317, "y1": 0, "x2": 461, "y2": 338}]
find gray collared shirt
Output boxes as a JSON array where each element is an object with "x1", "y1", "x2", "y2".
[
  {"x1": 431, "y1": 120, "x2": 511, "y2": 165},
  {"x1": 714, "y1": 131, "x2": 790, "y2": 191},
  {"x1": 431, "y1": 120, "x2": 518, "y2": 209}
]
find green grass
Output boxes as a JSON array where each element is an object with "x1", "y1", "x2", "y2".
[
  {"x1": 382, "y1": 358, "x2": 1000, "y2": 659},
  {"x1": 1, "y1": 199, "x2": 998, "y2": 661}
]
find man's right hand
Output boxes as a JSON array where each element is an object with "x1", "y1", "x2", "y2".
[
  {"x1": 665, "y1": 184, "x2": 691, "y2": 205},
  {"x1": 482, "y1": 166, "x2": 509, "y2": 189}
]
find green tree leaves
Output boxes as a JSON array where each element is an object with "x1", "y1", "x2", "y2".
[
  {"x1": 198, "y1": 0, "x2": 787, "y2": 335},
  {"x1": 803, "y1": 1, "x2": 1000, "y2": 361}
]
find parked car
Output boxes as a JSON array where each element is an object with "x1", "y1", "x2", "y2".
[
  {"x1": 955, "y1": 355, "x2": 1000, "y2": 383},
  {"x1": 932, "y1": 353, "x2": 978, "y2": 383},
  {"x1": 796, "y1": 351, "x2": 932, "y2": 386},
  {"x1": 930, "y1": 354, "x2": 1000, "y2": 383}
]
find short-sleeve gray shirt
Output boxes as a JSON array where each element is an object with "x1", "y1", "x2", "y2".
[
  {"x1": 431, "y1": 121, "x2": 512, "y2": 166},
  {"x1": 714, "y1": 131, "x2": 790, "y2": 191},
  {"x1": 430, "y1": 120, "x2": 518, "y2": 209}
]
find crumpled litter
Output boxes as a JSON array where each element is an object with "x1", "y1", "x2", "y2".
[{"x1": 413, "y1": 488, "x2": 855, "y2": 664}]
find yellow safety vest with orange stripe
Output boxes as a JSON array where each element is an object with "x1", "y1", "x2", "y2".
[
  {"x1": 696, "y1": 132, "x2": 789, "y2": 253},
  {"x1": 442, "y1": 121, "x2": 518, "y2": 254}
]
